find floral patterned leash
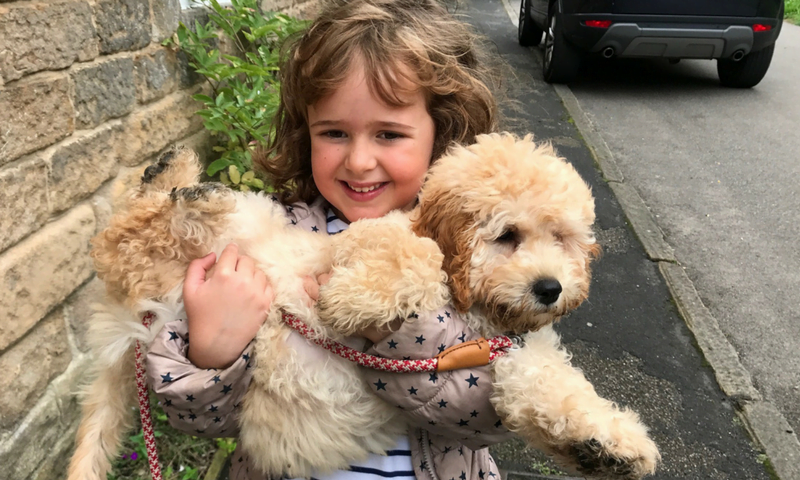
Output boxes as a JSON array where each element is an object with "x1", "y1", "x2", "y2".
[
  {"x1": 136, "y1": 311, "x2": 163, "y2": 480},
  {"x1": 282, "y1": 312, "x2": 517, "y2": 372}
]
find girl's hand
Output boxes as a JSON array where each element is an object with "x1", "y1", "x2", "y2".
[
  {"x1": 304, "y1": 273, "x2": 403, "y2": 343},
  {"x1": 184, "y1": 244, "x2": 274, "y2": 369}
]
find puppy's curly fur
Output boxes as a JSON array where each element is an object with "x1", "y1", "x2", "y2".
[
  {"x1": 409, "y1": 134, "x2": 658, "y2": 479},
  {"x1": 69, "y1": 147, "x2": 444, "y2": 479},
  {"x1": 68, "y1": 134, "x2": 659, "y2": 480}
]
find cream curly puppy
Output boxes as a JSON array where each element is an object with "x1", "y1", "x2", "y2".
[
  {"x1": 68, "y1": 133, "x2": 659, "y2": 480},
  {"x1": 409, "y1": 133, "x2": 660, "y2": 478},
  {"x1": 68, "y1": 147, "x2": 446, "y2": 480}
]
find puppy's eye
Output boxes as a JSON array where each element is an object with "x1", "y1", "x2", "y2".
[
  {"x1": 553, "y1": 232, "x2": 564, "y2": 243},
  {"x1": 496, "y1": 228, "x2": 519, "y2": 247}
]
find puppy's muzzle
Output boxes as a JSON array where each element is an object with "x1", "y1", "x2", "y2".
[{"x1": 531, "y1": 278, "x2": 562, "y2": 306}]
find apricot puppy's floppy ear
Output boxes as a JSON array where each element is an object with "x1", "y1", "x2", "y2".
[{"x1": 412, "y1": 191, "x2": 476, "y2": 313}]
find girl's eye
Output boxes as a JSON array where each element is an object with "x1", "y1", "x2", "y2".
[
  {"x1": 323, "y1": 130, "x2": 346, "y2": 139},
  {"x1": 378, "y1": 131, "x2": 404, "y2": 141}
]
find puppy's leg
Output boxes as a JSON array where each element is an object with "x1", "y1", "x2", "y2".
[
  {"x1": 317, "y1": 211, "x2": 450, "y2": 336},
  {"x1": 67, "y1": 348, "x2": 136, "y2": 480},
  {"x1": 492, "y1": 326, "x2": 659, "y2": 479}
]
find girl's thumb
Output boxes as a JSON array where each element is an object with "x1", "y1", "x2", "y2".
[{"x1": 184, "y1": 252, "x2": 217, "y2": 294}]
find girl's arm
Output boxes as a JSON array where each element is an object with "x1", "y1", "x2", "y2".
[
  {"x1": 146, "y1": 317, "x2": 254, "y2": 438},
  {"x1": 360, "y1": 306, "x2": 515, "y2": 449},
  {"x1": 184, "y1": 244, "x2": 274, "y2": 369},
  {"x1": 145, "y1": 243, "x2": 274, "y2": 437}
]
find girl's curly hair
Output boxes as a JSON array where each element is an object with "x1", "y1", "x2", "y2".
[{"x1": 256, "y1": 0, "x2": 499, "y2": 204}]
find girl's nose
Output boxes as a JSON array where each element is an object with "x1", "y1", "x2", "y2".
[{"x1": 344, "y1": 138, "x2": 377, "y2": 174}]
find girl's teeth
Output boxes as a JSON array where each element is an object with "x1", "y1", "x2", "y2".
[{"x1": 348, "y1": 183, "x2": 381, "y2": 193}]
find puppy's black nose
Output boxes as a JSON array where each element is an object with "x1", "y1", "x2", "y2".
[{"x1": 532, "y1": 279, "x2": 562, "y2": 305}]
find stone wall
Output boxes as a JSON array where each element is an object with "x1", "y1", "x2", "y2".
[{"x1": 0, "y1": 0, "x2": 314, "y2": 478}]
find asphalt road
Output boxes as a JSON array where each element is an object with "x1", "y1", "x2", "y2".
[
  {"x1": 460, "y1": 1, "x2": 781, "y2": 478},
  {"x1": 563, "y1": 15, "x2": 800, "y2": 450}
]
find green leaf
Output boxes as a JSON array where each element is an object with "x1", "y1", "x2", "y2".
[
  {"x1": 228, "y1": 165, "x2": 242, "y2": 184},
  {"x1": 192, "y1": 94, "x2": 215, "y2": 105},
  {"x1": 207, "y1": 158, "x2": 232, "y2": 176}
]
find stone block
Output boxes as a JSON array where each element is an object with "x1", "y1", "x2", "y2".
[
  {"x1": 117, "y1": 90, "x2": 204, "y2": 167},
  {"x1": 0, "y1": 155, "x2": 49, "y2": 254},
  {"x1": 0, "y1": 309, "x2": 71, "y2": 431},
  {"x1": 0, "y1": 355, "x2": 90, "y2": 479},
  {"x1": 134, "y1": 46, "x2": 179, "y2": 104},
  {"x1": 0, "y1": 73, "x2": 74, "y2": 166},
  {"x1": 47, "y1": 122, "x2": 122, "y2": 214},
  {"x1": 151, "y1": 0, "x2": 181, "y2": 42},
  {"x1": 71, "y1": 57, "x2": 137, "y2": 129},
  {"x1": 93, "y1": 0, "x2": 152, "y2": 54},
  {"x1": 64, "y1": 276, "x2": 106, "y2": 353},
  {"x1": 0, "y1": 205, "x2": 95, "y2": 352},
  {"x1": 0, "y1": 1, "x2": 98, "y2": 84}
]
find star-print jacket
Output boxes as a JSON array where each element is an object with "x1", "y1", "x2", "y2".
[{"x1": 146, "y1": 196, "x2": 515, "y2": 480}]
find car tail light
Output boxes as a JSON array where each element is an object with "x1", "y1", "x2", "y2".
[
  {"x1": 585, "y1": 20, "x2": 612, "y2": 28},
  {"x1": 752, "y1": 24, "x2": 772, "y2": 32}
]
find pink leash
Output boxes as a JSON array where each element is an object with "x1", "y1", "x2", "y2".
[
  {"x1": 136, "y1": 312, "x2": 163, "y2": 480},
  {"x1": 281, "y1": 312, "x2": 515, "y2": 372},
  {"x1": 135, "y1": 311, "x2": 515, "y2": 479}
]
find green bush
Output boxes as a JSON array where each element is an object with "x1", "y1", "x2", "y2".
[
  {"x1": 786, "y1": 0, "x2": 800, "y2": 23},
  {"x1": 167, "y1": 0, "x2": 309, "y2": 191}
]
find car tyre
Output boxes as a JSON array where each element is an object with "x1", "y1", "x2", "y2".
[
  {"x1": 542, "y1": 3, "x2": 582, "y2": 84},
  {"x1": 717, "y1": 44, "x2": 775, "y2": 88},
  {"x1": 518, "y1": 0, "x2": 543, "y2": 47}
]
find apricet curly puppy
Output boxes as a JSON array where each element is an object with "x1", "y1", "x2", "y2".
[
  {"x1": 339, "y1": 133, "x2": 660, "y2": 479},
  {"x1": 67, "y1": 146, "x2": 446, "y2": 480}
]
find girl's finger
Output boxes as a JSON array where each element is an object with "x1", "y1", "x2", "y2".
[
  {"x1": 317, "y1": 273, "x2": 332, "y2": 286},
  {"x1": 236, "y1": 254, "x2": 256, "y2": 276},
  {"x1": 303, "y1": 276, "x2": 320, "y2": 302},
  {"x1": 184, "y1": 253, "x2": 217, "y2": 295},
  {"x1": 215, "y1": 243, "x2": 239, "y2": 276}
]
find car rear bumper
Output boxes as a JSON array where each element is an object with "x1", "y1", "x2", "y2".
[{"x1": 561, "y1": 14, "x2": 782, "y2": 59}]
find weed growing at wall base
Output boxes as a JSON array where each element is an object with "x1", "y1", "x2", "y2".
[
  {"x1": 107, "y1": 394, "x2": 234, "y2": 480},
  {"x1": 166, "y1": 0, "x2": 308, "y2": 192}
]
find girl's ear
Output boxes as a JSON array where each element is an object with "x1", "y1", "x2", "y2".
[{"x1": 411, "y1": 193, "x2": 476, "y2": 313}]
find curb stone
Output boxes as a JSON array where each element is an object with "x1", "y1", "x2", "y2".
[
  {"x1": 203, "y1": 448, "x2": 231, "y2": 480},
  {"x1": 498, "y1": 1, "x2": 800, "y2": 479}
]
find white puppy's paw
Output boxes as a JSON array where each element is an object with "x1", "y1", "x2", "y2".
[
  {"x1": 318, "y1": 212, "x2": 449, "y2": 335},
  {"x1": 567, "y1": 414, "x2": 659, "y2": 480}
]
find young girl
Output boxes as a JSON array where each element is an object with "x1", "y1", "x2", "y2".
[{"x1": 146, "y1": 0, "x2": 513, "y2": 478}]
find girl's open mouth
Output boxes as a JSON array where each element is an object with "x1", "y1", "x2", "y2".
[{"x1": 341, "y1": 181, "x2": 388, "y2": 201}]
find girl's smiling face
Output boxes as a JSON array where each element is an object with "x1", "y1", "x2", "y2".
[{"x1": 308, "y1": 64, "x2": 435, "y2": 223}]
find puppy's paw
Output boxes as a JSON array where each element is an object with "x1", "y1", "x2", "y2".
[
  {"x1": 318, "y1": 211, "x2": 450, "y2": 335},
  {"x1": 141, "y1": 146, "x2": 202, "y2": 193},
  {"x1": 568, "y1": 427, "x2": 659, "y2": 479}
]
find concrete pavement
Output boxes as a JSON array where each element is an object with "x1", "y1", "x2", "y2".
[{"x1": 461, "y1": 0, "x2": 796, "y2": 478}]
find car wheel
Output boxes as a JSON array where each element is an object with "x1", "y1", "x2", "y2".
[
  {"x1": 518, "y1": 0, "x2": 543, "y2": 47},
  {"x1": 542, "y1": 3, "x2": 582, "y2": 84},
  {"x1": 717, "y1": 44, "x2": 775, "y2": 88}
]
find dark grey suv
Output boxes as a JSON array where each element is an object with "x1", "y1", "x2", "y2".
[{"x1": 518, "y1": 0, "x2": 784, "y2": 87}]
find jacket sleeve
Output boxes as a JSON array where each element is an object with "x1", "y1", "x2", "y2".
[
  {"x1": 146, "y1": 317, "x2": 254, "y2": 438},
  {"x1": 360, "y1": 306, "x2": 515, "y2": 450}
]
